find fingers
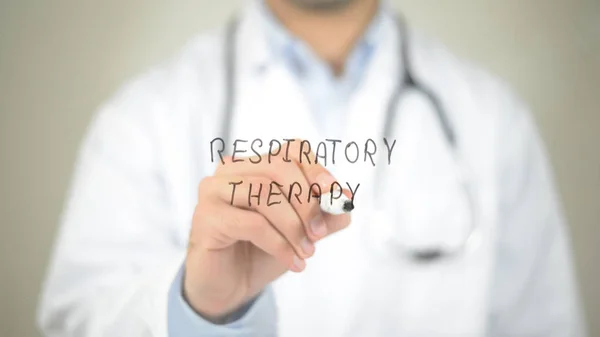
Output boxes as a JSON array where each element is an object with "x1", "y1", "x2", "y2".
[
  {"x1": 284, "y1": 139, "x2": 334, "y2": 193},
  {"x1": 214, "y1": 159, "x2": 327, "y2": 241},
  {"x1": 322, "y1": 213, "x2": 351, "y2": 235},
  {"x1": 201, "y1": 176, "x2": 315, "y2": 260},
  {"x1": 203, "y1": 204, "x2": 306, "y2": 272},
  {"x1": 215, "y1": 140, "x2": 352, "y2": 232},
  {"x1": 279, "y1": 141, "x2": 353, "y2": 238}
]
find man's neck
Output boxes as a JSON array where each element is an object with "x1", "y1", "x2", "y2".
[{"x1": 265, "y1": 0, "x2": 379, "y2": 75}]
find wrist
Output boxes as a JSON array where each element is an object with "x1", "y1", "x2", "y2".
[
  {"x1": 168, "y1": 265, "x2": 276, "y2": 336},
  {"x1": 182, "y1": 261, "x2": 248, "y2": 322},
  {"x1": 182, "y1": 285, "x2": 238, "y2": 322},
  {"x1": 182, "y1": 285, "x2": 258, "y2": 324}
]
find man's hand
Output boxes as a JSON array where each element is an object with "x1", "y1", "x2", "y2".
[{"x1": 183, "y1": 141, "x2": 352, "y2": 321}]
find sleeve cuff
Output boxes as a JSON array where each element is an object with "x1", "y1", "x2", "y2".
[{"x1": 167, "y1": 265, "x2": 277, "y2": 337}]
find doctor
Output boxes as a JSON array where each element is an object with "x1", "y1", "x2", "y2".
[{"x1": 38, "y1": 0, "x2": 586, "y2": 336}]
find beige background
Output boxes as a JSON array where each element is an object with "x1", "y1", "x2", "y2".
[{"x1": 0, "y1": 0, "x2": 598, "y2": 336}]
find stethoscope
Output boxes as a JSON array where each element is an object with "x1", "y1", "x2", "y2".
[{"x1": 218, "y1": 14, "x2": 479, "y2": 263}]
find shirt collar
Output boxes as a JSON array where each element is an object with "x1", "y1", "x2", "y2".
[{"x1": 251, "y1": 0, "x2": 389, "y2": 74}]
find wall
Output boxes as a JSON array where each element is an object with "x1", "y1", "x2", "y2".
[{"x1": 0, "y1": 0, "x2": 598, "y2": 336}]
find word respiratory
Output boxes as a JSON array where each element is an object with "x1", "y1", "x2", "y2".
[
  {"x1": 228, "y1": 180, "x2": 359, "y2": 215},
  {"x1": 210, "y1": 138, "x2": 397, "y2": 167}
]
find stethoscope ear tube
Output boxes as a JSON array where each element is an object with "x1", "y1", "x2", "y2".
[
  {"x1": 385, "y1": 14, "x2": 456, "y2": 149},
  {"x1": 220, "y1": 14, "x2": 241, "y2": 152}
]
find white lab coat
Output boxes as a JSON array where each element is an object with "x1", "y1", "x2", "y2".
[{"x1": 37, "y1": 4, "x2": 586, "y2": 337}]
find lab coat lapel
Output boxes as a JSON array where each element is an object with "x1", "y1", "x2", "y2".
[
  {"x1": 233, "y1": 68, "x2": 318, "y2": 143},
  {"x1": 230, "y1": 5, "x2": 318, "y2": 144}
]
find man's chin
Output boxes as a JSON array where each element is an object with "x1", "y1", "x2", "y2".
[{"x1": 285, "y1": 0, "x2": 359, "y2": 12}]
